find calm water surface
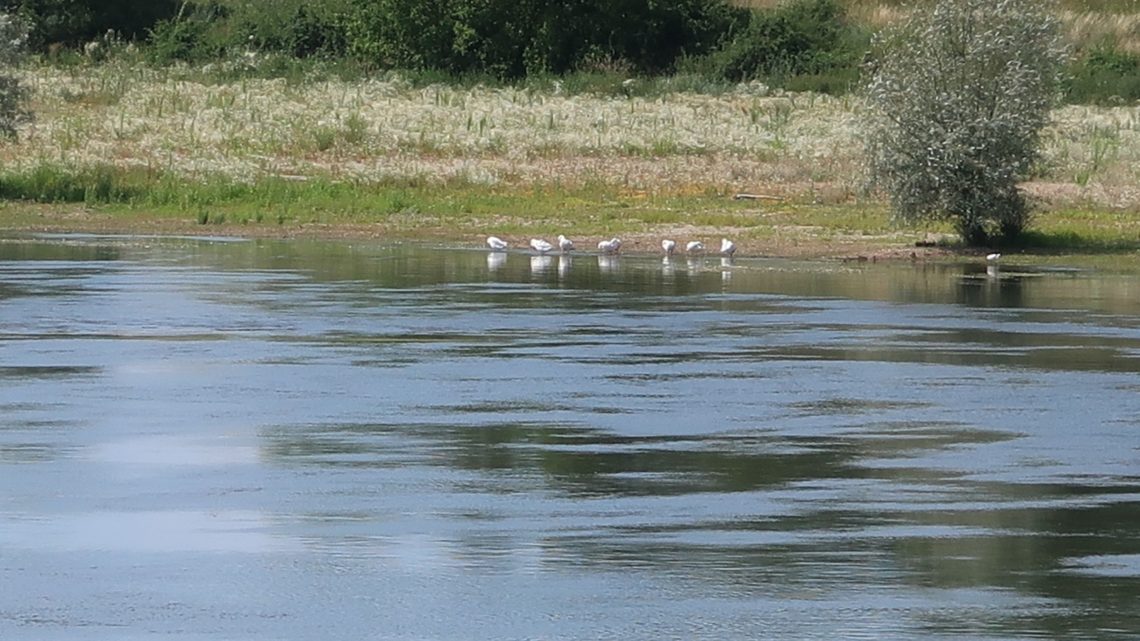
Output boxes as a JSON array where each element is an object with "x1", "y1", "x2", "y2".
[{"x1": 1, "y1": 234, "x2": 1138, "y2": 640}]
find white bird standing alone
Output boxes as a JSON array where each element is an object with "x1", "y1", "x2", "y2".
[
  {"x1": 986, "y1": 252, "x2": 1001, "y2": 279},
  {"x1": 662, "y1": 239, "x2": 676, "y2": 255},
  {"x1": 486, "y1": 236, "x2": 508, "y2": 251},
  {"x1": 558, "y1": 234, "x2": 575, "y2": 253},
  {"x1": 720, "y1": 238, "x2": 736, "y2": 256},
  {"x1": 530, "y1": 238, "x2": 554, "y2": 254},
  {"x1": 686, "y1": 240, "x2": 705, "y2": 254}
]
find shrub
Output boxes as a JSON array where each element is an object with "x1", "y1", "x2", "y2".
[
  {"x1": 279, "y1": 5, "x2": 348, "y2": 58},
  {"x1": 146, "y1": 0, "x2": 351, "y2": 64},
  {"x1": 146, "y1": 1, "x2": 230, "y2": 64},
  {"x1": 344, "y1": 0, "x2": 745, "y2": 79},
  {"x1": 1064, "y1": 41, "x2": 1140, "y2": 105},
  {"x1": 345, "y1": 0, "x2": 478, "y2": 73},
  {"x1": 231, "y1": 0, "x2": 349, "y2": 59},
  {"x1": 699, "y1": 0, "x2": 866, "y2": 85},
  {"x1": 0, "y1": 12, "x2": 30, "y2": 138},
  {"x1": 863, "y1": 0, "x2": 1067, "y2": 245}
]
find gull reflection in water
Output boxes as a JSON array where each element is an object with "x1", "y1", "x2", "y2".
[
  {"x1": 687, "y1": 257, "x2": 702, "y2": 276},
  {"x1": 530, "y1": 254, "x2": 554, "y2": 275},
  {"x1": 721, "y1": 256, "x2": 733, "y2": 282},
  {"x1": 661, "y1": 256, "x2": 675, "y2": 278},
  {"x1": 597, "y1": 254, "x2": 620, "y2": 274},
  {"x1": 487, "y1": 251, "x2": 507, "y2": 272},
  {"x1": 558, "y1": 254, "x2": 572, "y2": 278}
]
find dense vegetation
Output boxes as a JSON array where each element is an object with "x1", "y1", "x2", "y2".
[
  {"x1": 0, "y1": 0, "x2": 179, "y2": 49},
  {"x1": 0, "y1": 0, "x2": 1135, "y2": 102}
]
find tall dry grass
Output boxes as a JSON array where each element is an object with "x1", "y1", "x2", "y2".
[
  {"x1": 2, "y1": 62, "x2": 1138, "y2": 211},
  {"x1": 1061, "y1": 10, "x2": 1140, "y2": 53}
]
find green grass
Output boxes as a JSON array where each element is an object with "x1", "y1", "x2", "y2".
[
  {"x1": 0, "y1": 164, "x2": 147, "y2": 204},
  {"x1": 0, "y1": 162, "x2": 848, "y2": 239},
  {"x1": 1017, "y1": 209, "x2": 1140, "y2": 254},
  {"x1": 0, "y1": 163, "x2": 715, "y2": 230}
]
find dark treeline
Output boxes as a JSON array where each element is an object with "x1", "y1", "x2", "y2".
[
  {"x1": 0, "y1": 0, "x2": 899, "y2": 95},
  {"x1": 0, "y1": 0, "x2": 180, "y2": 48},
  {"x1": 1, "y1": 0, "x2": 1137, "y2": 102},
  {"x1": 149, "y1": 0, "x2": 868, "y2": 90}
]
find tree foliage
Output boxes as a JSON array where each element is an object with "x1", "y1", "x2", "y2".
[
  {"x1": 702, "y1": 0, "x2": 863, "y2": 82},
  {"x1": 146, "y1": 0, "x2": 351, "y2": 64},
  {"x1": 345, "y1": 0, "x2": 745, "y2": 78},
  {"x1": 863, "y1": 0, "x2": 1067, "y2": 245},
  {"x1": 0, "y1": 11, "x2": 30, "y2": 138}
]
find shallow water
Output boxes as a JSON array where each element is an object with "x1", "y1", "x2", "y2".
[{"x1": 1, "y1": 234, "x2": 1138, "y2": 641}]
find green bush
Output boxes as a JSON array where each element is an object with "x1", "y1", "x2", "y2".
[
  {"x1": 345, "y1": 0, "x2": 745, "y2": 79},
  {"x1": 1064, "y1": 42, "x2": 1140, "y2": 104},
  {"x1": 147, "y1": 0, "x2": 350, "y2": 64},
  {"x1": 146, "y1": 1, "x2": 230, "y2": 64},
  {"x1": 345, "y1": 0, "x2": 471, "y2": 72},
  {"x1": 698, "y1": 0, "x2": 865, "y2": 84},
  {"x1": 233, "y1": 1, "x2": 349, "y2": 59},
  {"x1": 280, "y1": 5, "x2": 348, "y2": 58}
]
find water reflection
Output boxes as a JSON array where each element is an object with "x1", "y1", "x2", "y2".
[
  {"x1": 597, "y1": 253, "x2": 619, "y2": 273},
  {"x1": 486, "y1": 250, "x2": 506, "y2": 272},
  {"x1": 683, "y1": 257, "x2": 699, "y2": 276},
  {"x1": 1, "y1": 235, "x2": 1138, "y2": 641},
  {"x1": 0, "y1": 510, "x2": 288, "y2": 553},
  {"x1": 529, "y1": 254, "x2": 553, "y2": 275}
]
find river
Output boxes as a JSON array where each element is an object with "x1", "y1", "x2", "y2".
[{"x1": 1, "y1": 234, "x2": 1138, "y2": 640}]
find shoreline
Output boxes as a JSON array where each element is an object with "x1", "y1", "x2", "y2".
[
  {"x1": 1, "y1": 203, "x2": 963, "y2": 263},
  {"x1": 6, "y1": 202, "x2": 1137, "y2": 271}
]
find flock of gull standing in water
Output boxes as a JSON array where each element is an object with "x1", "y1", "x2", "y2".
[
  {"x1": 483, "y1": 234, "x2": 1004, "y2": 279},
  {"x1": 483, "y1": 234, "x2": 740, "y2": 277}
]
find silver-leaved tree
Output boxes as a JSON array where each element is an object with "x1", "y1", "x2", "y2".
[{"x1": 864, "y1": 0, "x2": 1067, "y2": 246}]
